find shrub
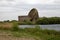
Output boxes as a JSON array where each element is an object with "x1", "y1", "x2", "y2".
[{"x1": 12, "y1": 22, "x2": 19, "y2": 31}]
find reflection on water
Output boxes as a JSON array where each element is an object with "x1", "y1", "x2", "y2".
[{"x1": 19, "y1": 24, "x2": 60, "y2": 31}]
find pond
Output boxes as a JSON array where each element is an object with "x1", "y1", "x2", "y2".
[{"x1": 19, "y1": 24, "x2": 60, "y2": 31}]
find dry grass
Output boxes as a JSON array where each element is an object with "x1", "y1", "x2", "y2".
[
  {"x1": 0, "y1": 22, "x2": 13, "y2": 29},
  {"x1": 0, "y1": 22, "x2": 39, "y2": 40},
  {"x1": 0, "y1": 31, "x2": 36, "y2": 40},
  {"x1": 0, "y1": 36, "x2": 35, "y2": 40}
]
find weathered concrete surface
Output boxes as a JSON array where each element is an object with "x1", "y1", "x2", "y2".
[{"x1": 28, "y1": 8, "x2": 39, "y2": 22}]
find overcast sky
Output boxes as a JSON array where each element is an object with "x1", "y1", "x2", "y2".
[{"x1": 0, "y1": 0, "x2": 60, "y2": 21}]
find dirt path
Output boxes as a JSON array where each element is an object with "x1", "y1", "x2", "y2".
[
  {"x1": 0, "y1": 32, "x2": 36, "y2": 40},
  {"x1": 0, "y1": 36, "x2": 35, "y2": 40},
  {"x1": 0, "y1": 34, "x2": 36, "y2": 40}
]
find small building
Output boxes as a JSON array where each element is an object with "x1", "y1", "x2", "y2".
[
  {"x1": 18, "y1": 8, "x2": 39, "y2": 22},
  {"x1": 18, "y1": 16, "x2": 31, "y2": 22}
]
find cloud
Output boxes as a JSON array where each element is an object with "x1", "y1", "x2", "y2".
[
  {"x1": 0, "y1": 0, "x2": 55, "y2": 5},
  {"x1": 54, "y1": 0, "x2": 60, "y2": 4},
  {"x1": 40, "y1": 10, "x2": 60, "y2": 17},
  {"x1": 19, "y1": 0, "x2": 55, "y2": 4},
  {"x1": 0, "y1": 0, "x2": 60, "y2": 21}
]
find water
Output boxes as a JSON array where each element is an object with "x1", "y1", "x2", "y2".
[{"x1": 19, "y1": 24, "x2": 60, "y2": 31}]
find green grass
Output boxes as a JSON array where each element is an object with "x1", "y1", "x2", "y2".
[
  {"x1": 12, "y1": 25, "x2": 60, "y2": 40},
  {"x1": 0, "y1": 23, "x2": 60, "y2": 40}
]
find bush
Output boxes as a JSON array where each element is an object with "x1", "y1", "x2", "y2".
[
  {"x1": 36, "y1": 17, "x2": 60, "y2": 24},
  {"x1": 12, "y1": 22, "x2": 19, "y2": 31}
]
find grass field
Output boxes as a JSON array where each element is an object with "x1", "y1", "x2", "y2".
[{"x1": 0, "y1": 22, "x2": 60, "y2": 40}]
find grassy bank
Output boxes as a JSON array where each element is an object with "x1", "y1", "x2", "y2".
[
  {"x1": 0, "y1": 23, "x2": 60, "y2": 40},
  {"x1": 13, "y1": 26, "x2": 60, "y2": 40}
]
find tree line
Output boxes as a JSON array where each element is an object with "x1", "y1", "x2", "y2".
[
  {"x1": 0, "y1": 17, "x2": 60, "y2": 25},
  {"x1": 36, "y1": 17, "x2": 60, "y2": 25}
]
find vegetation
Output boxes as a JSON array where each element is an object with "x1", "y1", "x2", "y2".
[
  {"x1": 17, "y1": 17, "x2": 60, "y2": 25},
  {"x1": 36, "y1": 17, "x2": 60, "y2": 24},
  {"x1": 0, "y1": 17, "x2": 60, "y2": 25},
  {"x1": 0, "y1": 22, "x2": 60, "y2": 40},
  {"x1": 0, "y1": 17, "x2": 60, "y2": 40}
]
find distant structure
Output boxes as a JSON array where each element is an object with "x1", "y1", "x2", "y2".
[{"x1": 18, "y1": 8, "x2": 39, "y2": 22}]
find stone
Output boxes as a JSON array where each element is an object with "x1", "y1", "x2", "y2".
[{"x1": 18, "y1": 8, "x2": 39, "y2": 22}]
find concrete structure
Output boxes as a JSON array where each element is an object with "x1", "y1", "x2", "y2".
[{"x1": 18, "y1": 8, "x2": 39, "y2": 22}]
